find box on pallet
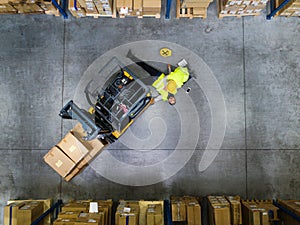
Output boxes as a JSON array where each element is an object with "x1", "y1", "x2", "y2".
[
  {"x1": 44, "y1": 146, "x2": 76, "y2": 177},
  {"x1": 0, "y1": 4, "x2": 17, "y2": 13},
  {"x1": 278, "y1": 199, "x2": 300, "y2": 225},
  {"x1": 183, "y1": 196, "x2": 201, "y2": 225},
  {"x1": 53, "y1": 218, "x2": 77, "y2": 225},
  {"x1": 146, "y1": 204, "x2": 163, "y2": 225},
  {"x1": 17, "y1": 201, "x2": 44, "y2": 225},
  {"x1": 57, "y1": 131, "x2": 90, "y2": 164},
  {"x1": 171, "y1": 196, "x2": 186, "y2": 222},
  {"x1": 225, "y1": 196, "x2": 242, "y2": 225},
  {"x1": 207, "y1": 196, "x2": 230, "y2": 225},
  {"x1": 115, "y1": 201, "x2": 140, "y2": 225},
  {"x1": 4, "y1": 202, "x2": 25, "y2": 225}
]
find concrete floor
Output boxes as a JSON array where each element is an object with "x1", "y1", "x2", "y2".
[{"x1": 0, "y1": 0, "x2": 300, "y2": 224}]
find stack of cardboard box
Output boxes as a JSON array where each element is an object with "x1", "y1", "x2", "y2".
[
  {"x1": 171, "y1": 196, "x2": 187, "y2": 222},
  {"x1": 170, "y1": 196, "x2": 201, "y2": 225},
  {"x1": 242, "y1": 200, "x2": 280, "y2": 225},
  {"x1": 207, "y1": 196, "x2": 231, "y2": 225},
  {"x1": 277, "y1": 199, "x2": 300, "y2": 225},
  {"x1": 0, "y1": 0, "x2": 60, "y2": 15},
  {"x1": 183, "y1": 196, "x2": 201, "y2": 225},
  {"x1": 225, "y1": 196, "x2": 242, "y2": 225},
  {"x1": 4, "y1": 200, "x2": 52, "y2": 225},
  {"x1": 177, "y1": 0, "x2": 213, "y2": 19},
  {"x1": 116, "y1": 0, "x2": 160, "y2": 18},
  {"x1": 53, "y1": 199, "x2": 113, "y2": 225},
  {"x1": 146, "y1": 204, "x2": 163, "y2": 225},
  {"x1": 274, "y1": 0, "x2": 300, "y2": 17},
  {"x1": 68, "y1": 0, "x2": 115, "y2": 18},
  {"x1": 44, "y1": 123, "x2": 108, "y2": 182},
  {"x1": 218, "y1": 0, "x2": 268, "y2": 18},
  {"x1": 115, "y1": 201, "x2": 140, "y2": 225}
]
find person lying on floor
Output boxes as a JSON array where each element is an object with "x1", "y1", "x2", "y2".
[{"x1": 126, "y1": 50, "x2": 190, "y2": 105}]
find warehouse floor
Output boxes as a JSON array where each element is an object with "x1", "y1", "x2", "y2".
[{"x1": 0, "y1": 0, "x2": 300, "y2": 223}]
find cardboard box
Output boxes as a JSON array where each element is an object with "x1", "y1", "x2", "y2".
[
  {"x1": 7, "y1": 199, "x2": 52, "y2": 225},
  {"x1": 44, "y1": 146, "x2": 76, "y2": 177},
  {"x1": 241, "y1": 201, "x2": 262, "y2": 225},
  {"x1": 4, "y1": 202, "x2": 25, "y2": 225},
  {"x1": 62, "y1": 202, "x2": 89, "y2": 212},
  {"x1": 146, "y1": 204, "x2": 163, "y2": 225},
  {"x1": 0, "y1": 4, "x2": 17, "y2": 13},
  {"x1": 226, "y1": 196, "x2": 242, "y2": 225},
  {"x1": 116, "y1": 0, "x2": 132, "y2": 8},
  {"x1": 278, "y1": 200, "x2": 300, "y2": 225},
  {"x1": 77, "y1": 212, "x2": 103, "y2": 225},
  {"x1": 115, "y1": 201, "x2": 139, "y2": 225},
  {"x1": 207, "y1": 196, "x2": 230, "y2": 225},
  {"x1": 142, "y1": 0, "x2": 160, "y2": 8},
  {"x1": 184, "y1": 197, "x2": 201, "y2": 225},
  {"x1": 17, "y1": 201, "x2": 44, "y2": 225},
  {"x1": 133, "y1": 0, "x2": 142, "y2": 10},
  {"x1": 171, "y1": 197, "x2": 186, "y2": 222},
  {"x1": 53, "y1": 218, "x2": 77, "y2": 225},
  {"x1": 57, "y1": 132, "x2": 90, "y2": 164},
  {"x1": 97, "y1": 200, "x2": 113, "y2": 225},
  {"x1": 58, "y1": 211, "x2": 81, "y2": 219}
]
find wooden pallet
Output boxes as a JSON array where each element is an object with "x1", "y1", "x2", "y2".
[
  {"x1": 118, "y1": 10, "x2": 160, "y2": 18},
  {"x1": 176, "y1": 0, "x2": 207, "y2": 18}
]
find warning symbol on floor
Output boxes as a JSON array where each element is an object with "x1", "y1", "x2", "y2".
[{"x1": 160, "y1": 47, "x2": 172, "y2": 57}]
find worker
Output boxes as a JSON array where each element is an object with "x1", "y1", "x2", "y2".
[{"x1": 126, "y1": 50, "x2": 190, "y2": 105}]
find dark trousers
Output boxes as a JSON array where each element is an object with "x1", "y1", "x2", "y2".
[{"x1": 126, "y1": 50, "x2": 164, "y2": 77}]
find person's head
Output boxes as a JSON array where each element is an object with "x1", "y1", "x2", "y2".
[{"x1": 168, "y1": 96, "x2": 176, "y2": 105}]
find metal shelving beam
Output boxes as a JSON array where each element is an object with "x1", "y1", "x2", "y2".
[
  {"x1": 30, "y1": 199, "x2": 63, "y2": 225},
  {"x1": 52, "y1": 0, "x2": 68, "y2": 18},
  {"x1": 266, "y1": 0, "x2": 292, "y2": 19},
  {"x1": 273, "y1": 200, "x2": 300, "y2": 222},
  {"x1": 166, "y1": 0, "x2": 172, "y2": 19}
]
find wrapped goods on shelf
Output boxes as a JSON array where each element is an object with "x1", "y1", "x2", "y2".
[
  {"x1": 225, "y1": 196, "x2": 242, "y2": 225},
  {"x1": 207, "y1": 196, "x2": 231, "y2": 225},
  {"x1": 170, "y1": 196, "x2": 186, "y2": 222},
  {"x1": 177, "y1": 0, "x2": 211, "y2": 18},
  {"x1": 218, "y1": 0, "x2": 267, "y2": 17}
]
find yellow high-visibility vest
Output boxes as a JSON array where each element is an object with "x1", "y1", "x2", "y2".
[
  {"x1": 152, "y1": 67, "x2": 189, "y2": 101},
  {"x1": 152, "y1": 73, "x2": 169, "y2": 101},
  {"x1": 167, "y1": 67, "x2": 189, "y2": 88}
]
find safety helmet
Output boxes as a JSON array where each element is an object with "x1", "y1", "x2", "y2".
[{"x1": 166, "y1": 80, "x2": 177, "y2": 94}]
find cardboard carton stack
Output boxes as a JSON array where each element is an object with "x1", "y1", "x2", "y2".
[
  {"x1": 277, "y1": 199, "x2": 300, "y2": 225},
  {"x1": 274, "y1": 0, "x2": 300, "y2": 17},
  {"x1": 44, "y1": 123, "x2": 108, "y2": 181},
  {"x1": 4, "y1": 199, "x2": 52, "y2": 225},
  {"x1": 183, "y1": 196, "x2": 201, "y2": 225},
  {"x1": 218, "y1": 0, "x2": 268, "y2": 18},
  {"x1": 115, "y1": 201, "x2": 140, "y2": 225},
  {"x1": 146, "y1": 204, "x2": 163, "y2": 225},
  {"x1": 0, "y1": 0, "x2": 59, "y2": 15},
  {"x1": 207, "y1": 196, "x2": 230, "y2": 225},
  {"x1": 171, "y1": 196, "x2": 187, "y2": 222},
  {"x1": 225, "y1": 196, "x2": 242, "y2": 225},
  {"x1": 68, "y1": 0, "x2": 115, "y2": 18},
  {"x1": 177, "y1": 0, "x2": 213, "y2": 19},
  {"x1": 4, "y1": 200, "x2": 50, "y2": 225},
  {"x1": 116, "y1": 0, "x2": 161, "y2": 18},
  {"x1": 242, "y1": 200, "x2": 280, "y2": 225},
  {"x1": 170, "y1": 196, "x2": 201, "y2": 225},
  {"x1": 53, "y1": 199, "x2": 113, "y2": 225}
]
